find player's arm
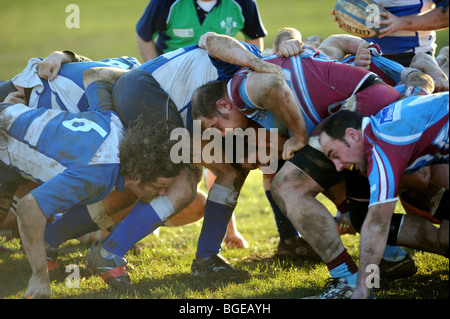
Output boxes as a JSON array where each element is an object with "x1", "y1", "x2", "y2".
[
  {"x1": 83, "y1": 67, "x2": 128, "y2": 113},
  {"x1": 409, "y1": 53, "x2": 448, "y2": 92},
  {"x1": 136, "y1": 33, "x2": 159, "y2": 62},
  {"x1": 318, "y1": 34, "x2": 366, "y2": 60},
  {"x1": 83, "y1": 66, "x2": 127, "y2": 87},
  {"x1": 243, "y1": 37, "x2": 264, "y2": 51},
  {"x1": 37, "y1": 50, "x2": 92, "y2": 81},
  {"x1": 200, "y1": 32, "x2": 285, "y2": 80},
  {"x1": 245, "y1": 71, "x2": 308, "y2": 160},
  {"x1": 378, "y1": 6, "x2": 449, "y2": 38},
  {"x1": 318, "y1": 34, "x2": 381, "y2": 70},
  {"x1": 352, "y1": 201, "x2": 397, "y2": 299},
  {"x1": 16, "y1": 193, "x2": 50, "y2": 299}
]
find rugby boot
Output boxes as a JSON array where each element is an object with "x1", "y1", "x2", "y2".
[
  {"x1": 85, "y1": 242, "x2": 133, "y2": 291},
  {"x1": 379, "y1": 253, "x2": 417, "y2": 280},
  {"x1": 190, "y1": 254, "x2": 250, "y2": 280},
  {"x1": 303, "y1": 277, "x2": 375, "y2": 299},
  {"x1": 274, "y1": 237, "x2": 322, "y2": 262},
  {"x1": 45, "y1": 242, "x2": 64, "y2": 280}
]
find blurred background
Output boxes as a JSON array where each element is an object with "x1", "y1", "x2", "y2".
[{"x1": 1, "y1": 0, "x2": 448, "y2": 79}]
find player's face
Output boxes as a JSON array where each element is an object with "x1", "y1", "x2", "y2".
[
  {"x1": 198, "y1": 108, "x2": 249, "y2": 137},
  {"x1": 127, "y1": 176, "x2": 176, "y2": 202},
  {"x1": 320, "y1": 131, "x2": 367, "y2": 174}
]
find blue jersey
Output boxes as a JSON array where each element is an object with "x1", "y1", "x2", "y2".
[
  {"x1": 12, "y1": 57, "x2": 140, "y2": 113},
  {"x1": 138, "y1": 43, "x2": 261, "y2": 131},
  {"x1": 363, "y1": 92, "x2": 449, "y2": 207},
  {"x1": 0, "y1": 103, "x2": 125, "y2": 219},
  {"x1": 341, "y1": 54, "x2": 404, "y2": 86}
]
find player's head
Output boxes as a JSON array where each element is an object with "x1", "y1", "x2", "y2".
[
  {"x1": 273, "y1": 27, "x2": 302, "y2": 53},
  {"x1": 191, "y1": 81, "x2": 249, "y2": 136},
  {"x1": 119, "y1": 118, "x2": 190, "y2": 188},
  {"x1": 319, "y1": 110, "x2": 366, "y2": 173}
]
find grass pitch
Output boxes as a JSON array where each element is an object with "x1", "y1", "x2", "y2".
[{"x1": 0, "y1": 0, "x2": 448, "y2": 303}]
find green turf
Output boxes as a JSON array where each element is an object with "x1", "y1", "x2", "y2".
[{"x1": 0, "y1": 0, "x2": 448, "y2": 302}]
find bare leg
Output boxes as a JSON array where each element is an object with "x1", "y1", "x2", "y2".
[
  {"x1": 397, "y1": 214, "x2": 448, "y2": 256},
  {"x1": 271, "y1": 161, "x2": 345, "y2": 262},
  {"x1": 16, "y1": 194, "x2": 50, "y2": 299}
]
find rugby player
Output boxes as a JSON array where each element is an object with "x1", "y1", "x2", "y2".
[
  {"x1": 319, "y1": 92, "x2": 449, "y2": 298},
  {"x1": 0, "y1": 92, "x2": 189, "y2": 299},
  {"x1": 191, "y1": 32, "x2": 441, "y2": 298}
]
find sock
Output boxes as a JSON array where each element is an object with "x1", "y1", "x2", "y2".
[
  {"x1": 101, "y1": 197, "x2": 174, "y2": 257},
  {"x1": 44, "y1": 205, "x2": 99, "y2": 248},
  {"x1": 196, "y1": 184, "x2": 238, "y2": 259},
  {"x1": 382, "y1": 245, "x2": 407, "y2": 262},
  {"x1": 265, "y1": 190, "x2": 298, "y2": 241},
  {"x1": 326, "y1": 250, "x2": 358, "y2": 286}
]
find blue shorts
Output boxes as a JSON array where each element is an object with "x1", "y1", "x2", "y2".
[{"x1": 112, "y1": 69, "x2": 183, "y2": 129}]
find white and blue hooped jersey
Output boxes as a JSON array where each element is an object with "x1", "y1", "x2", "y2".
[
  {"x1": 0, "y1": 103, "x2": 125, "y2": 218},
  {"x1": 12, "y1": 57, "x2": 140, "y2": 113},
  {"x1": 363, "y1": 92, "x2": 449, "y2": 207},
  {"x1": 138, "y1": 43, "x2": 262, "y2": 131},
  {"x1": 367, "y1": 0, "x2": 444, "y2": 54}
]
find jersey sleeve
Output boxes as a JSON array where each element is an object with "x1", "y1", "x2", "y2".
[
  {"x1": 31, "y1": 164, "x2": 120, "y2": 219},
  {"x1": 366, "y1": 136, "x2": 410, "y2": 208},
  {"x1": 136, "y1": 0, "x2": 173, "y2": 41},
  {"x1": 234, "y1": 0, "x2": 267, "y2": 39}
]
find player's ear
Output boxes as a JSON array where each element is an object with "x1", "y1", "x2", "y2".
[
  {"x1": 345, "y1": 127, "x2": 360, "y2": 141},
  {"x1": 216, "y1": 98, "x2": 232, "y2": 112}
]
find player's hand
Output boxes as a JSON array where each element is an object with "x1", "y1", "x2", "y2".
[
  {"x1": 23, "y1": 274, "x2": 51, "y2": 299},
  {"x1": 3, "y1": 91, "x2": 26, "y2": 104},
  {"x1": 378, "y1": 8, "x2": 404, "y2": 38},
  {"x1": 282, "y1": 136, "x2": 305, "y2": 160},
  {"x1": 331, "y1": 9, "x2": 343, "y2": 29},
  {"x1": 225, "y1": 231, "x2": 249, "y2": 249},
  {"x1": 429, "y1": 70, "x2": 449, "y2": 92},
  {"x1": 277, "y1": 39, "x2": 303, "y2": 58},
  {"x1": 354, "y1": 42, "x2": 372, "y2": 70},
  {"x1": 37, "y1": 51, "x2": 71, "y2": 81},
  {"x1": 252, "y1": 60, "x2": 285, "y2": 81}
]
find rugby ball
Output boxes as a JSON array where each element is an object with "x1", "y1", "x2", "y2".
[{"x1": 334, "y1": 0, "x2": 386, "y2": 37}]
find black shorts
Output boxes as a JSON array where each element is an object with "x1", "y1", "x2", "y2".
[
  {"x1": 112, "y1": 69, "x2": 183, "y2": 129},
  {"x1": 345, "y1": 170, "x2": 370, "y2": 200},
  {"x1": 288, "y1": 145, "x2": 346, "y2": 190}
]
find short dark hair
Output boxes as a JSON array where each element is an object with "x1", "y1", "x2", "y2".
[
  {"x1": 320, "y1": 110, "x2": 364, "y2": 141},
  {"x1": 191, "y1": 80, "x2": 228, "y2": 120},
  {"x1": 119, "y1": 118, "x2": 190, "y2": 184}
]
